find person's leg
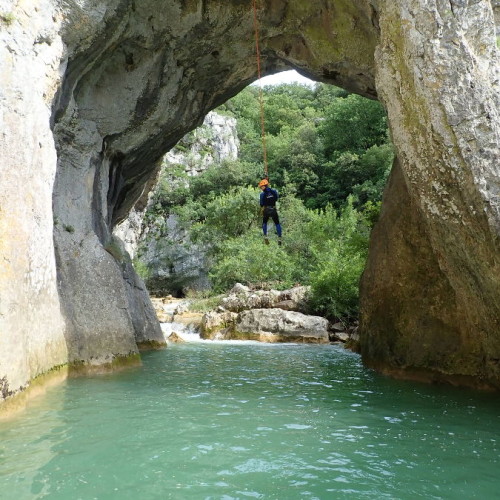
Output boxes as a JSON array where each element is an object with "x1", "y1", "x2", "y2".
[
  {"x1": 262, "y1": 213, "x2": 269, "y2": 236},
  {"x1": 271, "y1": 210, "x2": 282, "y2": 245},
  {"x1": 262, "y1": 210, "x2": 270, "y2": 244},
  {"x1": 271, "y1": 211, "x2": 282, "y2": 236}
]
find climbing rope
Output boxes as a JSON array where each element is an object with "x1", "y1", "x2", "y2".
[{"x1": 252, "y1": 0, "x2": 268, "y2": 179}]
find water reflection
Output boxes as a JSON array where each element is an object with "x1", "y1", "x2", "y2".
[{"x1": 0, "y1": 382, "x2": 67, "y2": 498}]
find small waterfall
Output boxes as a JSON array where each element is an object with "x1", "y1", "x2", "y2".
[
  {"x1": 153, "y1": 298, "x2": 203, "y2": 342},
  {"x1": 160, "y1": 321, "x2": 201, "y2": 342},
  {"x1": 154, "y1": 298, "x2": 262, "y2": 344}
]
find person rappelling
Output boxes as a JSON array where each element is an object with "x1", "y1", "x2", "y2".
[
  {"x1": 259, "y1": 178, "x2": 282, "y2": 246},
  {"x1": 253, "y1": 3, "x2": 281, "y2": 246}
]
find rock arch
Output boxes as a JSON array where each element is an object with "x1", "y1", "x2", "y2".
[{"x1": 0, "y1": 0, "x2": 499, "y2": 400}]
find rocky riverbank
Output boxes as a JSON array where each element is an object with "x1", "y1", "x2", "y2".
[{"x1": 151, "y1": 284, "x2": 359, "y2": 347}]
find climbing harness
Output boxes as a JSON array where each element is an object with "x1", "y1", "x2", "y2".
[{"x1": 252, "y1": 0, "x2": 269, "y2": 181}]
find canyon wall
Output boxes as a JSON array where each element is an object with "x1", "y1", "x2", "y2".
[
  {"x1": 0, "y1": 0, "x2": 68, "y2": 398},
  {"x1": 0, "y1": 0, "x2": 499, "y2": 400},
  {"x1": 360, "y1": 0, "x2": 500, "y2": 388}
]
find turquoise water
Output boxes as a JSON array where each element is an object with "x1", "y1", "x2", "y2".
[{"x1": 1, "y1": 342, "x2": 500, "y2": 499}]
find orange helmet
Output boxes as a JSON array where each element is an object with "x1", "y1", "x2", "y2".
[{"x1": 258, "y1": 179, "x2": 269, "y2": 188}]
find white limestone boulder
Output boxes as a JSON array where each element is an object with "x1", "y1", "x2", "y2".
[{"x1": 234, "y1": 309, "x2": 329, "y2": 344}]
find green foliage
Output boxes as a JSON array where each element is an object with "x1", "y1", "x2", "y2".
[
  {"x1": 133, "y1": 258, "x2": 151, "y2": 280},
  {"x1": 137, "y1": 81, "x2": 393, "y2": 321},
  {"x1": 224, "y1": 84, "x2": 392, "y2": 211},
  {"x1": 307, "y1": 198, "x2": 369, "y2": 321},
  {"x1": 210, "y1": 233, "x2": 295, "y2": 291},
  {"x1": 308, "y1": 143, "x2": 394, "y2": 209},
  {"x1": 190, "y1": 186, "x2": 260, "y2": 247},
  {"x1": 308, "y1": 244, "x2": 366, "y2": 321},
  {"x1": 320, "y1": 94, "x2": 388, "y2": 157},
  {"x1": 361, "y1": 200, "x2": 382, "y2": 228},
  {"x1": 189, "y1": 161, "x2": 260, "y2": 204},
  {"x1": 351, "y1": 144, "x2": 394, "y2": 205},
  {"x1": 185, "y1": 293, "x2": 224, "y2": 313}
]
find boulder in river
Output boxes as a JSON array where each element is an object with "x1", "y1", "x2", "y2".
[
  {"x1": 201, "y1": 311, "x2": 238, "y2": 339},
  {"x1": 234, "y1": 308, "x2": 329, "y2": 344},
  {"x1": 167, "y1": 332, "x2": 186, "y2": 344},
  {"x1": 201, "y1": 306, "x2": 329, "y2": 343}
]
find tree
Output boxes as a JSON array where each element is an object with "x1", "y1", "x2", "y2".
[{"x1": 320, "y1": 94, "x2": 388, "y2": 157}]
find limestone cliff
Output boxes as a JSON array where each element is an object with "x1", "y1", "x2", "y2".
[
  {"x1": 114, "y1": 111, "x2": 239, "y2": 259},
  {"x1": 115, "y1": 110, "x2": 239, "y2": 294},
  {"x1": 0, "y1": 0, "x2": 68, "y2": 398},
  {"x1": 360, "y1": 0, "x2": 500, "y2": 388},
  {"x1": 0, "y1": 0, "x2": 499, "y2": 401},
  {"x1": 165, "y1": 111, "x2": 239, "y2": 178}
]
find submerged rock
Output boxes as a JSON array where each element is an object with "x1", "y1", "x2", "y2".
[{"x1": 167, "y1": 332, "x2": 186, "y2": 344}]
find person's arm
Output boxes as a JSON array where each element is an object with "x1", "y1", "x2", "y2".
[
  {"x1": 260, "y1": 192, "x2": 265, "y2": 207},
  {"x1": 273, "y1": 189, "x2": 279, "y2": 202}
]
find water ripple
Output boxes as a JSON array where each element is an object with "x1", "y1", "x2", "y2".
[{"x1": 1, "y1": 344, "x2": 500, "y2": 499}]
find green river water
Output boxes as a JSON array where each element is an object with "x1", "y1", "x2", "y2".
[{"x1": 1, "y1": 342, "x2": 499, "y2": 499}]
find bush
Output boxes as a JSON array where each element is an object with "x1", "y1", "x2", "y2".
[
  {"x1": 308, "y1": 243, "x2": 366, "y2": 322},
  {"x1": 133, "y1": 258, "x2": 151, "y2": 281},
  {"x1": 184, "y1": 291, "x2": 224, "y2": 313},
  {"x1": 306, "y1": 198, "x2": 369, "y2": 322},
  {"x1": 190, "y1": 186, "x2": 261, "y2": 245},
  {"x1": 210, "y1": 233, "x2": 295, "y2": 292}
]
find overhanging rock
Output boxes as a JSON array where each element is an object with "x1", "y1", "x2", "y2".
[{"x1": 1, "y1": 0, "x2": 499, "y2": 400}]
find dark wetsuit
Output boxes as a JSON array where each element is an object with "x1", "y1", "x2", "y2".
[{"x1": 260, "y1": 187, "x2": 282, "y2": 237}]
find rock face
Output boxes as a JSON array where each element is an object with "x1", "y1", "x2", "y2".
[
  {"x1": 360, "y1": 1, "x2": 500, "y2": 389},
  {"x1": 201, "y1": 308, "x2": 329, "y2": 344},
  {"x1": 1, "y1": 0, "x2": 499, "y2": 400},
  {"x1": 164, "y1": 111, "x2": 239, "y2": 177},
  {"x1": 235, "y1": 309, "x2": 330, "y2": 344},
  {"x1": 112, "y1": 170, "x2": 160, "y2": 261},
  {"x1": 0, "y1": 1, "x2": 69, "y2": 398}
]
